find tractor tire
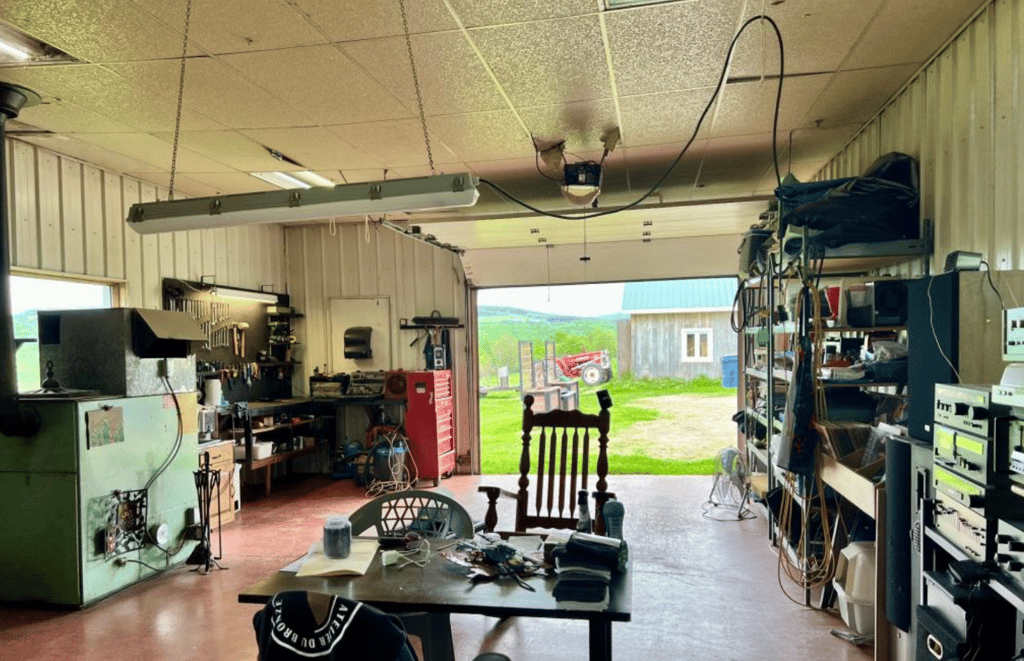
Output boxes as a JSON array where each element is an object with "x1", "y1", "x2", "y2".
[
  {"x1": 581, "y1": 364, "x2": 603, "y2": 386},
  {"x1": 602, "y1": 368, "x2": 613, "y2": 383}
]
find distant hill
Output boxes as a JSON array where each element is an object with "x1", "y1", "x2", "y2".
[{"x1": 478, "y1": 305, "x2": 628, "y2": 323}]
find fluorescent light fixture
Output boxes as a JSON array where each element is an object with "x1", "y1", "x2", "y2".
[
  {"x1": 604, "y1": 0, "x2": 689, "y2": 8},
  {"x1": 0, "y1": 39, "x2": 30, "y2": 60},
  {"x1": 210, "y1": 286, "x2": 278, "y2": 304},
  {"x1": 127, "y1": 172, "x2": 479, "y2": 235},
  {"x1": 291, "y1": 171, "x2": 336, "y2": 188},
  {"x1": 251, "y1": 171, "x2": 310, "y2": 189},
  {"x1": 0, "y1": 21, "x2": 39, "y2": 61}
]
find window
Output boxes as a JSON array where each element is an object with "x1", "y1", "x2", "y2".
[
  {"x1": 10, "y1": 275, "x2": 116, "y2": 392},
  {"x1": 682, "y1": 328, "x2": 712, "y2": 363}
]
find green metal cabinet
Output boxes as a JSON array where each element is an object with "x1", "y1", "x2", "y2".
[{"x1": 0, "y1": 393, "x2": 198, "y2": 606}]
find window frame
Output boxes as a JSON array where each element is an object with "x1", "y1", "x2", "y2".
[{"x1": 681, "y1": 328, "x2": 713, "y2": 363}]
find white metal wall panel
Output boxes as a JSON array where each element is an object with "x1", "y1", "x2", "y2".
[
  {"x1": 285, "y1": 223, "x2": 471, "y2": 469},
  {"x1": 3, "y1": 137, "x2": 287, "y2": 308},
  {"x1": 817, "y1": 1, "x2": 1024, "y2": 275}
]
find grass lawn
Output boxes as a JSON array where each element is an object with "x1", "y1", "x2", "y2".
[{"x1": 479, "y1": 375, "x2": 733, "y2": 475}]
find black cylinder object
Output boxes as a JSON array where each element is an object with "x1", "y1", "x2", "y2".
[{"x1": 885, "y1": 437, "x2": 912, "y2": 632}]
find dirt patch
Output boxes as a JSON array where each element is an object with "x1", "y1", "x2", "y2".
[{"x1": 614, "y1": 394, "x2": 737, "y2": 461}]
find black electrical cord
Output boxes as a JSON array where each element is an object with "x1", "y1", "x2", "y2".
[
  {"x1": 478, "y1": 15, "x2": 785, "y2": 221},
  {"x1": 981, "y1": 260, "x2": 1007, "y2": 310},
  {"x1": 144, "y1": 376, "x2": 185, "y2": 493},
  {"x1": 119, "y1": 558, "x2": 165, "y2": 573}
]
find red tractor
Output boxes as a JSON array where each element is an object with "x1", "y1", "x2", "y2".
[{"x1": 556, "y1": 350, "x2": 612, "y2": 386}]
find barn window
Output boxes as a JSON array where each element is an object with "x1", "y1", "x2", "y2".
[{"x1": 682, "y1": 329, "x2": 712, "y2": 362}]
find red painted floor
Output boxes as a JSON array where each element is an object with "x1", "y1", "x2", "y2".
[{"x1": 0, "y1": 475, "x2": 875, "y2": 661}]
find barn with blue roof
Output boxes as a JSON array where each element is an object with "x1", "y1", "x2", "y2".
[{"x1": 620, "y1": 278, "x2": 738, "y2": 380}]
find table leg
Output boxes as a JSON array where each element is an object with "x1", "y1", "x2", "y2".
[
  {"x1": 263, "y1": 466, "x2": 272, "y2": 497},
  {"x1": 589, "y1": 619, "x2": 612, "y2": 661}
]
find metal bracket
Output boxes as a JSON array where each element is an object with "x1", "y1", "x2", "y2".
[
  {"x1": 452, "y1": 176, "x2": 465, "y2": 192},
  {"x1": 209, "y1": 199, "x2": 222, "y2": 215},
  {"x1": 369, "y1": 184, "x2": 382, "y2": 200},
  {"x1": 288, "y1": 191, "x2": 301, "y2": 207}
]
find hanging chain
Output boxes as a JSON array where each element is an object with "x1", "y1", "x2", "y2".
[
  {"x1": 168, "y1": 0, "x2": 193, "y2": 200},
  {"x1": 398, "y1": 0, "x2": 434, "y2": 173}
]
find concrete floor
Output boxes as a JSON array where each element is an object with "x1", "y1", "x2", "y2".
[{"x1": 0, "y1": 475, "x2": 873, "y2": 661}]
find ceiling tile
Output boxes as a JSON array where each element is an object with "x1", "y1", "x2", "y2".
[
  {"x1": 286, "y1": 0, "x2": 453, "y2": 43},
  {"x1": 786, "y1": 125, "x2": 861, "y2": 164},
  {"x1": 729, "y1": 0, "x2": 885, "y2": 78},
  {"x1": 1, "y1": 0, "x2": 201, "y2": 62},
  {"x1": 15, "y1": 98, "x2": 136, "y2": 134},
  {"x1": 74, "y1": 133, "x2": 235, "y2": 172},
  {"x1": 169, "y1": 172, "x2": 279, "y2": 195},
  {"x1": 617, "y1": 88, "x2": 713, "y2": 147},
  {"x1": 0, "y1": 65, "x2": 223, "y2": 132},
  {"x1": 801, "y1": 64, "x2": 919, "y2": 129},
  {"x1": 126, "y1": 171, "x2": 220, "y2": 198},
  {"x1": 241, "y1": 126, "x2": 383, "y2": 170},
  {"x1": 132, "y1": 0, "x2": 327, "y2": 54},
  {"x1": 605, "y1": 0, "x2": 744, "y2": 96},
  {"x1": 107, "y1": 58, "x2": 310, "y2": 129},
  {"x1": 221, "y1": 45, "x2": 411, "y2": 126},
  {"x1": 469, "y1": 16, "x2": 611, "y2": 107},
  {"x1": 447, "y1": 0, "x2": 594, "y2": 28},
  {"x1": 327, "y1": 119, "x2": 460, "y2": 169},
  {"x1": 843, "y1": 0, "x2": 987, "y2": 70},
  {"x1": 709, "y1": 73, "x2": 831, "y2": 137},
  {"x1": 16, "y1": 134, "x2": 164, "y2": 173},
  {"x1": 518, "y1": 99, "x2": 619, "y2": 152},
  {"x1": 428, "y1": 110, "x2": 534, "y2": 162},
  {"x1": 342, "y1": 33, "x2": 506, "y2": 117},
  {"x1": 150, "y1": 130, "x2": 281, "y2": 172}
]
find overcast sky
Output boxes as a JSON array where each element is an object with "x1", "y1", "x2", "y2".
[
  {"x1": 10, "y1": 276, "x2": 110, "y2": 314},
  {"x1": 478, "y1": 283, "x2": 626, "y2": 317}
]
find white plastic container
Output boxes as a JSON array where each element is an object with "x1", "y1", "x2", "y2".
[
  {"x1": 832, "y1": 541, "x2": 876, "y2": 635},
  {"x1": 233, "y1": 442, "x2": 274, "y2": 460}
]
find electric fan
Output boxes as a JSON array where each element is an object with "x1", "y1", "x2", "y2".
[{"x1": 705, "y1": 447, "x2": 753, "y2": 520}]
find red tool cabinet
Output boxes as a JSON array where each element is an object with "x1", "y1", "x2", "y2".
[{"x1": 404, "y1": 370, "x2": 456, "y2": 484}]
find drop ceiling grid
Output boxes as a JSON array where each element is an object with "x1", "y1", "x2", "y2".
[
  {"x1": 240, "y1": 126, "x2": 388, "y2": 171},
  {"x1": 74, "y1": 132, "x2": 237, "y2": 174},
  {"x1": 326, "y1": 119, "x2": 463, "y2": 169},
  {"x1": 128, "y1": 0, "x2": 329, "y2": 55},
  {"x1": 285, "y1": 0, "x2": 455, "y2": 44}
]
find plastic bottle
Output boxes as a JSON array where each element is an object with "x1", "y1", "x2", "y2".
[{"x1": 576, "y1": 490, "x2": 592, "y2": 534}]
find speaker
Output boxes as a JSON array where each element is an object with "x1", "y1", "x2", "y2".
[
  {"x1": 873, "y1": 279, "x2": 909, "y2": 326},
  {"x1": 384, "y1": 371, "x2": 408, "y2": 399},
  {"x1": 885, "y1": 437, "x2": 912, "y2": 632}
]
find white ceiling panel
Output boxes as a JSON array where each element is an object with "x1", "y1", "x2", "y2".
[
  {"x1": 126, "y1": 171, "x2": 220, "y2": 198},
  {"x1": 174, "y1": 171, "x2": 279, "y2": 195},
  {"x1": 75, "y1": 133, "x2": 235, "y2": 173},
  {"x1": 801, "y1": 64, "x2": 920, "y2": 129},
  {"x1": 14, "y1": 98, "x2": 137, "y2": 134},
  {"x1": 0, "y1": 65, "x2": 224, "y2": 132},
  {"x1": 617, "y1": 88, "x2": 713, "y2": 147},
  {"x1": 0, "y1": 0, "x2": 201, "y2": 63},
  {"x1": 328, "y1": 119, "x2": 461, "y2": 169},
  {"x1": 710, "y1": 74, "x2": 831, "y2": 138},
  {"x1": 843, "y1": 0, "x2": 987, "y2": 71},
  {"x1": 107, "y1": 58, "x2": 309, "y2": 130},
  {"x1": 286, "y1": 0, "x2": 453, "y2": 43},
  {"x1": 730, "y1": 0, "x2": 885, "y2": 77},
  {"x1": 517, "y1": 100, "x2": 620, "y2": 152},
  {"x1": 447, "y1": 0, "x2": 594, "y2": 28},
  {"x1": 469, "y1": 16, "x2": 611, "y2": 108},
  {"x1": 428, "y1": 111, "x2": 534, "y2": 162},
  {"x1": 604, "y1": 0, "x2": 744, "y2": 97},
  {"x1": 150, "y1": 130, "x2": 282, "y2": 172},
  {"x1": 241, "y1": 127, "x2": 384, "y2": 171},
  {"x1": 14, "y1": 135, "x2": 166, "y2": 175},
  {"x1": 342, "y1": 33, "x2": 507, "y2": 117},
  {"x1": 222, "y1": 45, "x2": 411, "y2": 126},
  {"x1": 131, "y1": 0, "x2": 326, "y2": 54}
]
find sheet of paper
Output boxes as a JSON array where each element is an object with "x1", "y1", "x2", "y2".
[
  {"x1": 281, "y1": 542, "x2": 320, "y2": 573},
  {"x1": 505, "y1": 535, "x2": 544, "y2": 553},
  {"x1": 295, "y1": 538, "x2": 379, "y2": 578}
]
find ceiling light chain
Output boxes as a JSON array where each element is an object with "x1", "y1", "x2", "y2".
[
  {"x1": 398, "y1": 0, "x2": 435, "y2": 174},
  {"x1": 168, "y1": 0, "x2": 193, "y2": 200}
]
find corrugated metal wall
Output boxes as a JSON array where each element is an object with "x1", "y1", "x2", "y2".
[
  {"x1": 630, "y1": 311, "x2": 735, "y2": 380},
  {"x1": 284, "y1": 224, "x2": 471, "y2": 466},
  {"x1": 817, "y1": 0, "x2": 1021, "y2": 276},
  {"x1": 4, "y1": 138, "x2": 287, "y2": 305}
]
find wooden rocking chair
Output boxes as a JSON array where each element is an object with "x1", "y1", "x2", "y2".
[{"x1": 479, "y1": 392, "x2": 614, "y2": 535}]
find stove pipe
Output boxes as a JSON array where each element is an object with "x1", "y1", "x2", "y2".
[{"x1": 0, "y1": 84, "x2": 41, "y2": 437}]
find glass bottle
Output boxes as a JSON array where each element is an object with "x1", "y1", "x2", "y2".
[{"x1": 576, "y1": 490, "x2": 592, "y2": 534}]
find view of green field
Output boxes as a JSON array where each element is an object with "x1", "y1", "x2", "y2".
[{"x1": 477, "y1": 304, "x2": 734, "y2": 475}]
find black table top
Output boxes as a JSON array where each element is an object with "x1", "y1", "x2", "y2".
[{"x1": 238, "y1": 540, "x2": 632, "y2": 623}]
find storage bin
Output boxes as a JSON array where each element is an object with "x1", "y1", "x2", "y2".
[
  {"x1": 833, "y1": 541, "x2": 876, "y2": 634},
  {"x1": 721, "y1": 355, "x2": 738, "y2": 388}
]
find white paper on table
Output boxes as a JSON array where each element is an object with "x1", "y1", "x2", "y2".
[{"x1": 294, "y1": 538, "x2": 380, "y2": 578}]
